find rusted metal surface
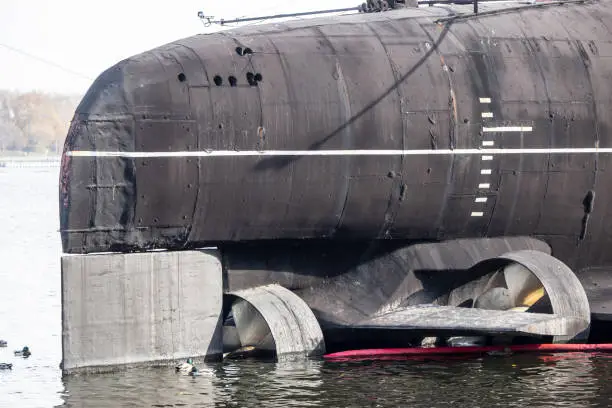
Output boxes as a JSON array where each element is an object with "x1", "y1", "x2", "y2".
[{"x1": 60, "y1": 0, "x2": 612, "y2": 274}]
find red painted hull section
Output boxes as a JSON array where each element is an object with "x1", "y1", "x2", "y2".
[{"x1": 324, "y1": 344, "x2": 612, "y2": 361}]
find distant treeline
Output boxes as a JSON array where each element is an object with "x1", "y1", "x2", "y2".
[{"x1": 0, "y1": 90, "x2": 82, "y2": 155}]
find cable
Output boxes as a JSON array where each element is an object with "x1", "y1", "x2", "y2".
[
  {"x1": 199, "y1": 6, "x2": 359, "y2": 26},
  {"x1": 0, "y1": 42, "x2": 93, "y2": 81}
]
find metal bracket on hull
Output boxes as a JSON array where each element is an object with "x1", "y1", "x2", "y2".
[
  {"x1": 471, "y1": 250, "x2": 591, "y2": 343},
  {"x1": 228, "y1": 284, "x2": 326, "y2": 358},
  {"x1": 353, "y1": 304, "x2": 586, "y2": 337}
]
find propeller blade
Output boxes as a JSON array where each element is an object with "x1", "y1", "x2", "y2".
[
  {"x1": 503, "y1": 262, "x2": 544, "y2": 306},
  {"x1": 474, "y1": 287, "x2": 513, "y2": 310}
]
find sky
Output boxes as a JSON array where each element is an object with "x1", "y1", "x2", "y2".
[{"x1": 0, "y1": 0, "x2": 358, "y2": 95}]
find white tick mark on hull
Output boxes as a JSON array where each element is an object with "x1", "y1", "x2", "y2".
[
  {"x1": 479, "y1": 98, "x2": 491, "y2": 103},
  {"x1": 475, "y1": 197, "x2": 488, "y2": 203},
  {"x1": 482, "y1": 155, "x2": 493, "y2": 161},
  {"x1": 481, "y1": 169, "x2": 492, "y2": 175},
  {"x1": 481, "y1": 112, "x2": 494, "y2": 118},
  {"x1": 471, "y1": 212, "x2": 484, "y2": 217},
  {"x1": 478, "y1": 183, "x2": 491, "y2": 189},
  {"x1": 482, "y1": 141, "x2": 495, "y2": 147},
  {"x1": 483, "y1": 126, "x2": 533, "y2": 132}
]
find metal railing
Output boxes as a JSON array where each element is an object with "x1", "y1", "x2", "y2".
[{"x1": 197, "y1": 0, "x2": 558, "y2": 26}]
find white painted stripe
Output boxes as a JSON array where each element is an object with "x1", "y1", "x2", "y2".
[
  {"x1": 481, "y1": 169, "x2": 492, "y2": 175},
  {"x1": 65, "y1": 147, "x2": 612, "y2": 158},
  {"x1": 475, "y1": 197, "x2": 488, "y2": 203},
  {"x1": 482, "y1": 141, "x2": 495, "y2": 147},
  {"x1": 471, "y1": 212, "x2": 484, "y2": 217},
  {"x1": 483, "y1": 126, "x2": 533, "y2": 132},
  {"x1": 481, "y1": 112, "x2": 494, "y2": 118},
  {"x1": 479, "y1": 97, "x2": 491, "y2": 103},
  {"x1": 478, "y1": 183, "x2": 491, "y2": 189},
  {"x1": 481, "y1": 155, "x2": 493, "y2": 161}
]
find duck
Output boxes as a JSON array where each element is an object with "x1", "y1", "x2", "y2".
[
  {"x1": 14, "y1": 346, "x2": 31, "y2": 358},
  {"x1": 0, "y1": 363, "x2": 12, "y2": 370},
  {"x1": 175, "y1": 358, "x2": 194, "y2": 373},
  {"x1": 188, "y1": 366, "x2": 200, "y2": 377},
  {"x1": 0, "y1": 340, "x2": 7, "y2": 347}
]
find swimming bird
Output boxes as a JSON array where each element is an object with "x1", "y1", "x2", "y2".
[
  {"x1": 0, "y1": 340, "x2": 7, "y2": 347},
  {"x1": 0, "y1": 363, "x2": 12, "y2": 370},
  {"x1": 14, "y1": 346, "x2": 30, "y2": 358},
  {"x1": 175, "y1": 358, "x2": 194, "y2": 373},
  {"x1": 188, "y1": 366, "x2": 200, "y2": 376}
]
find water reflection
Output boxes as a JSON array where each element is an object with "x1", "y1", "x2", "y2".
[
  {"x1": 59, "y1": 360, "x2": 325, "y2": 407},
  {"x1": 59, "y1": 367, "x2": 215, "y2": 407},
  {"x1": 56, "y1": 354, "x2": 612, "y2": 407}
]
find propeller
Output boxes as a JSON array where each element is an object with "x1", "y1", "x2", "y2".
[
  {"x1": 442, "y1": 261, "x2": 547, "y2": 347},
  {"x1": 474, "y1": 262, "x2": 545, "y2": 312}
]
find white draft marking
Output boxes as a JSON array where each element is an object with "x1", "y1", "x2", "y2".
[
  {"x1": 483, "y1": 126, "x2": 533, "y2": 132},
  {"x1": 66, "y1": 147, "x2": 612, "y2": 158},
  {"x1": 473, "y1": 98, "x2": 495, "y2": 218}
]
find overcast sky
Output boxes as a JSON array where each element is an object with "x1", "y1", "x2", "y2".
[{"x1": 0, "y1": 0, "x2": 357, "y2": 94}]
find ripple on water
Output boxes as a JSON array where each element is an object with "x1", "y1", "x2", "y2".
[{"x1": 54, "y1": 354, "x2": 612, "y2": 408}]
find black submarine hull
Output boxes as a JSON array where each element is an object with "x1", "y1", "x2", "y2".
[{"x1": 60, "y1": 0, "x2": 612, "y2": 273}]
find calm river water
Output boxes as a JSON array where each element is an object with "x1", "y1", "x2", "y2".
[{"x1": 1, "y1": 167, "x2": 612, "y2": 408}]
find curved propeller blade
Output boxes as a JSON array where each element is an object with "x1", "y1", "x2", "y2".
[{"x1": 503, "y1": 262, "x2": 544, "y2": 307}]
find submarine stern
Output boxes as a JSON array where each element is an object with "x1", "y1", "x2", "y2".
[{"x1": 60, "y1": 46, "x2": 201, "y2": 253}]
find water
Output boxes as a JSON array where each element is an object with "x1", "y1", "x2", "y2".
[
  {"x1": 0, "y1": 167, "x2": 63, "y2": 407},
  {"x1": 1, "y1": 167, "x2": 612, "y2": 407}
]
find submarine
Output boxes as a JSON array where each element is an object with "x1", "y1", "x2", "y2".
[{"x1": 59, "y1": 0, "x2": 612, "y2": 354}]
